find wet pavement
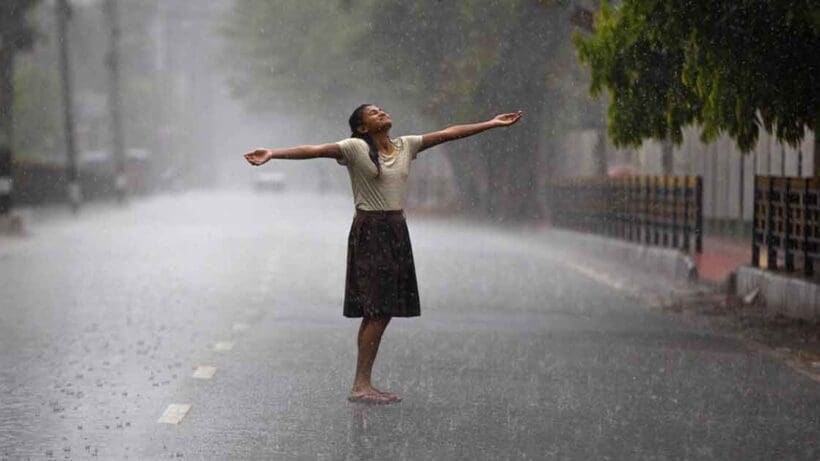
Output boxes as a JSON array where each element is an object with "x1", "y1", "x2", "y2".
[{"x1": 1, "y1": 190, "x2": 818, "y2": 460}]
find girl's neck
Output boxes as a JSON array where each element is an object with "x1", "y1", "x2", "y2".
[{"x1": 369, "y1": 131, "x2": 393, "y2": 154}]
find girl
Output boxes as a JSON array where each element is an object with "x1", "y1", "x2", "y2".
[{"x1": 243, "y1": 105, "x2": 523, "y2": 404}]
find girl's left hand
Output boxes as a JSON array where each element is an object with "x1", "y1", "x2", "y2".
[{"x1": 492, "y1": 111, "x2": 524, "y2": 127}]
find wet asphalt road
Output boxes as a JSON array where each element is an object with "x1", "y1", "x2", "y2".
[{"x1": 1, "y1": 190, "x2": 818, "y2": 460}]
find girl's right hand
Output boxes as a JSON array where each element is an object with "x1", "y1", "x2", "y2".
[{"x1": 243, "y1": 148, "x2": 272, "y2": 166}]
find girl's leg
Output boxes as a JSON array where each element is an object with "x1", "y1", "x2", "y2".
[{"x1": 350, "y1": 316, "x2": 398, "y2": 402}]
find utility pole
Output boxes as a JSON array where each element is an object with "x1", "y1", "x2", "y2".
[
  {"x1": 56, "y1": 0, "x2": 80, "y2": 213},
  {"x1": 0, "y1": 46, "x2": 14, "y2": 216},
  {"x1": 104, "y1": 0, "x2": 126, "y2": 203},
  {"x1": 593, "y1": 130, "x2": 608, "y2": 176}
]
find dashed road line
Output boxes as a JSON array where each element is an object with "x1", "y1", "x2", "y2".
[
  {"x1": 561, "y1": 260, "x2": 645, "y2": 300},
  {"x1": 160, "y1": 254, "x2": 273, "y2": 428},
  {"x1": 157, "y1": 403, "x2": 191, "y2": 424},
  {"x1": 191, "y1": 366, "x2": 217, "y2": 380}
]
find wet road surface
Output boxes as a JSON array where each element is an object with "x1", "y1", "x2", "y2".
[{"x1": 1, "y1": 190, "x2": 818, "y2": 459}]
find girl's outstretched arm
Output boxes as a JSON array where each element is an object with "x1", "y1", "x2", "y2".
[
  {"x1": 418, "y1": 111, "x2": 523, "y2": 154},
  {"x1": 243, "y1": 143, "x2": 341, "y2": 166}
]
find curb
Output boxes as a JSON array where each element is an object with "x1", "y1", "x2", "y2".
[
  {"x1": 732, "y1": 266, "x2": 820, "y2": 320},
  {"x1": 547, "y1": 229, "x2": 698, "y2": 284}
]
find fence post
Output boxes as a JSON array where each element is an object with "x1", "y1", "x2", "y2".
[
  {"x1": 803, "y1": 179, "x2": 812, "y2": 277},
  {"x1": 766, "y1": 177, "x2": 777, "y2": 271},
  {"x1": 785, "y1": 179, "x2": 794, "y2": 272},
  {"x1": 658, "y1": 176, "x2": 669, "y2": 246},
  {"x1": 642, "y1": 177, "x2": 650, "y2": 244},
  {"x1": 672, "y1": 177, "x2": 679, "y2": 249},
  {"x1": 751, "y1": 175, "x2": 760, "y2": 267}
]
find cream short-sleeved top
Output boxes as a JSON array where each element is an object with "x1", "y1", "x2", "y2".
[{"x1": 335, "y1": 135, "x2": 423, "y2": 211}]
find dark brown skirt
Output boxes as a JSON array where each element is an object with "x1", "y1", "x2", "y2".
[{"x1": 343, "y1": 209, "x2": 420, "y2": 318}]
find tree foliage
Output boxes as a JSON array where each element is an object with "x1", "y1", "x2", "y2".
[
  {"x1": 1, "y1": 0, "x2": 41, "y2": 145},
  {"x1": 574, "y1": 0, "x2": 820, "y2": 153},
  {"x1": 0, "y1": 0, "x2": 39, "y2": 53}
]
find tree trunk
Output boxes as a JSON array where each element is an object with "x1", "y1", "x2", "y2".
[
  {"x1": 468, "y1": 3, "x2": 565, "y2": 222},
  {"x1": 57, "y1": 0, "x2": 80, "y2": 212},
  {"x1": 104, "y1": 0, "x2": 126, "y2": 203},
  {"x1": 0, "y1": 47, "x2": 14, "y2": 215},
  {"x1": 661, "y1": 138, "x2": 674, "y2": 175},
  {"x1": 495, "y1": 104, "x2": 544, "y2": 221},
  {"x1": 593, "y1": 129, "x2": 608, "y2": 176}
]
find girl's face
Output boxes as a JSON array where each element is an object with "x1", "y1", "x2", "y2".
[{"x1": 356, "y1": 105, "x2": 392, "y2": 134}]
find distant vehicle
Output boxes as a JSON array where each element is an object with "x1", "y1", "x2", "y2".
[
  {"x1": 253, "y1": 171, "x2": 286, "y2": 192},
  {"x1": 77, "y1": 148, "x2": 153, "y2": 196}
]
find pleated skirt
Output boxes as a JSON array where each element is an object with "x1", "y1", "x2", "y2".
[{"x1": 343, "y1": 209, "x2": 420, "y2": 318}]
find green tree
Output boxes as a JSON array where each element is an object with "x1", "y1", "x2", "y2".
[
  {"x1": 574, "y1": 0, "x2": 820, "y2": 174},
  {"x1": 0, "y1": 0, "x2": 40, "y2": 214}
]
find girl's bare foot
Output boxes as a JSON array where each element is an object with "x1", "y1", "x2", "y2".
[
  {"x1": 349, "y1": 386, "x2": 401, "y2": 404},
  {"x1": 374, "y1": 388, "x2": 401, "y2": 401}
]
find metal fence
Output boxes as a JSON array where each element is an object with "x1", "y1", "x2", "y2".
[
  {"x1": 752, "y1": 176, "x2": 820, "y2": 278},
  {"x1": 548, "y1": 176, "x2": 703, "y2": 253}
]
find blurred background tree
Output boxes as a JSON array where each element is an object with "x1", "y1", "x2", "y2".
[
  {"x1": 574, "y1": 0, "x2": 820, "y2": 175},
  {"x1": 0, "y1": 0, "x2": 41, "y2": 214},
  {"x1": 223, "y1": 0, "x2": 596, "y2": 220}
]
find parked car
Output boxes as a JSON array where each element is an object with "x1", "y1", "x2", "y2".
[{"x1": 253, "y1": 171, "x2": 286, "y2": 192}]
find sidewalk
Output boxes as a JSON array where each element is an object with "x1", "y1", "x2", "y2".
[
  {"x1": 526, "y1": 227, "x2": 819, "y2": 382},
  {"x1": 695, "y1": 235, "x2": 752, "y2": 284}
]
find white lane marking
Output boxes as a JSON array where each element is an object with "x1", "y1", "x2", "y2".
[
  {"x1": 562, "y1": 260, "x2": 632, "y2": 293},
  {"x1": 232, "y1": 322, "x2": 250, "y2": 333},
  {"x1": 157, "y1": 403, "x2": 191, "y2": 424},
  {"x1": 213, "y1": 341, "x2": 234, "y2": 352},
  {"x1": 560, "y1": 260, "x2": 672, "y2": 308},
  {"x1": 191, "y1": 366, "x2": 217, "y2": 380}
]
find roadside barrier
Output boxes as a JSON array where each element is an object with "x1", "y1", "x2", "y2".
[
  {"x1": 548, "y1": 176, "x2": 703, "y2": 253},
  {"x1": 752, "y1": 176, "x2": 820, "y2": 279}
]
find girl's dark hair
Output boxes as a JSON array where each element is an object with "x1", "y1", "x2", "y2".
[{"x1": 348, "y1": 104, "x2": 381, "y2": 177}]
